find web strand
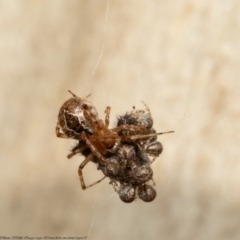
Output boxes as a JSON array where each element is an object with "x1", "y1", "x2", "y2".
[{"x1": 91, "y1": 0, "x2": 110, "y2": 80}]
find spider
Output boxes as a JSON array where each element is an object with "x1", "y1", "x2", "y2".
[{"x1": 56, "y1": 91, "x2": 173, "y2": 191}]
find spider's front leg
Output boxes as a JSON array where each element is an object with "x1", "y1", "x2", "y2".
[{"x1": 78, "y1": 153, "x2": 106, "y2": 190}]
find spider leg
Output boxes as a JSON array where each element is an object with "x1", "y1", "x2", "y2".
[
  {"x1": 84, "y1": 93, "x2": 91, "y2": 98},
  {"x1": 68, "y1": 90, "x2": 91, "y2": 100},
  {"x1": 95, "y1": 130, "x2": 174, "y2": 142},
  {"x1": 82, "y1": 104, "x2": 104, "y2": 132},
  {"x1": 128, "y1": 131, "x2": 174, "y2": 141},
  {"x1": 112, "y1": 125, "x2": 148, "y2": 134},
  {"x1": 80, "y1": 132, "x2": 109, "y2": 165},
  {"x1": 142, "y1": 101, "x2": 151, "y2": 115},
  {"x1": 56, "y1": 122, "x2": 69, "y2": 138},
  {"x1": 68, "y1": 90, "x2": 78, "y2": 98},
  {"x1": 78, "y1": 153, "x2": 106, "y2": 190},
  {"x1": 104, "y1": 106, "x2": 111, "y2": 128},
  {"x1": 67, "y1": 145, "x2": 87, "y2": 159},
  {"x1": 82, "y1": 175, "x2": 107, "y2": 189}
]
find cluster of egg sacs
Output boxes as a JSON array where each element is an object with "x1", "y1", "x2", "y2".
[{"x1": 97, "y1": 110, "x2": 163, "y2": 203}]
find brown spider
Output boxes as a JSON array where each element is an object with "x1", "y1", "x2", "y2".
[{"x1": 56, "y1": 91, "x2": 173, "y2": 191}]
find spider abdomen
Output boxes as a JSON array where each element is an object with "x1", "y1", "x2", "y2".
[{"x1": 58, "y1": 97, "x2": 98, "y2": 138}]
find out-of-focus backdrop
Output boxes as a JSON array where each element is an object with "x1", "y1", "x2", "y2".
[{"x1": 1, "y1": 0, "x2": 240, "y2": 239}]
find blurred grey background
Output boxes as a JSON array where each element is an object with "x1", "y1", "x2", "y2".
[{"x1": 0, "y1": 0, "x2": 240, "y2": 239}]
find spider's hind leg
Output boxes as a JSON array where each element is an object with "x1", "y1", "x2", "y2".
[{"x1": 78, "y1": 153, "x2": 106, "y2": 190}]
